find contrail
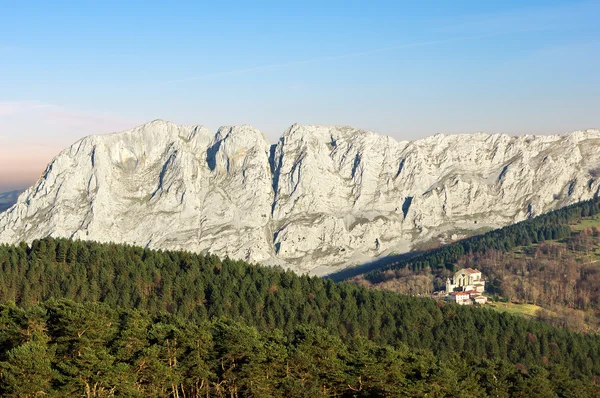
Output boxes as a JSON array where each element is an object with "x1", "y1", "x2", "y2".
[{"x1": 162, "y1": 30, "x2": 536, "y2": 84}]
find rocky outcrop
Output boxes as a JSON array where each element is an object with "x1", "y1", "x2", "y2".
[{"x1": 1, "y1": 120, "x2": 599, "y2": 274}]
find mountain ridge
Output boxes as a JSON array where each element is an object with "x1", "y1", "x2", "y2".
[{"x1": 1, "y1": 120, "x2": 600, "y2": 274}]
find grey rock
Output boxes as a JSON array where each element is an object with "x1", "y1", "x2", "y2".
[{"x1": 1, "y1": 120, "x2": 599, "y2": 274}]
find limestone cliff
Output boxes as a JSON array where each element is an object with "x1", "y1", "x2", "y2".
[{"x1": 1, "y1": 120, "x2": 599, "y2": 274}]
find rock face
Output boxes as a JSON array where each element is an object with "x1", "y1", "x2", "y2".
[{"x1": 1, "y1": 120, "x2": 600, "y2": 274}]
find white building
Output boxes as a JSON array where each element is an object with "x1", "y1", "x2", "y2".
[
  {"x1": 446, "y1": 268, "x2": 485, "y2": 294},
  {"x1": 448, "y1": 291, "x2": 471, "y2": 305}
]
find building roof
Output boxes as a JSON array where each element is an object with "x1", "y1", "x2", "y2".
[
  {"x1": 463, "y1": 268, "x2": 480, "y2": 275},
  {"x1": 451, "y1": 291, "x2": 470, "y2": 297}
]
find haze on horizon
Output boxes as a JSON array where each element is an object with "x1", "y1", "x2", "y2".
[{"x1": 1, "y1": 0, "x2": 599, "y2": 193}]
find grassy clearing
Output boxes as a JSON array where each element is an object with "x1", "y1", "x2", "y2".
[
  {"x1": 571, "y1": 215, "x2": 600, "y2": 231},
  {"x1": 487, "y1": 302, "x2": 598, "y2": 332},
  {"x1": 487, "y1": 302, "x2": 544, "y2": 318}
]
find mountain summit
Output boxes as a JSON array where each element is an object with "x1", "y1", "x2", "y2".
[{"x1": 1, "y1": 121, "x2": 599, "y2": 274}]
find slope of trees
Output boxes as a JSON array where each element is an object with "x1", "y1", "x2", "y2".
[
  {"x1": 2, "y1": 299, "x2": 599, "y2": 397},
  {"x1": 1, "y1": 236, "x2": 600, "y2": 388},
  {"x1": 355, "y1": 234, "x2": 600, "y2": 317},
  {"x1": 354, "y1": 200, "x2": 600, "y2": 331},
  {"x1": 364, "y1": 199, "x2": 600, "y2": 279}
]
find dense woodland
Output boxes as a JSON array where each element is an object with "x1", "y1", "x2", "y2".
[
  {"x1": 1, "y1": 299, "x2": 599, "y2": 397},
  {"x1": 0, "y1": 237, "x2": 600, "y2": 395}
]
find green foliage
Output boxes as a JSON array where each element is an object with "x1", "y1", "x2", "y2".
[
  {"x1": 1, "y1": 341, "x2": 55, "y2": 397},
  {"x1": 0, "y1": 299, "x2": 597, "y2": 397},
  {"x1": 0, "y1": 229, "x2": 600, "y2": 394}
]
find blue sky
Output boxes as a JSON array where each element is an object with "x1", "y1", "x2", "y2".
[{"x1": 1, "y1": 0, "x2": 599, "y2": 191}]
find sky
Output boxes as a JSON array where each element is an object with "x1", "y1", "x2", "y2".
[{"x1": 1, "y1": 0, "x2": 599, "y2": 192}]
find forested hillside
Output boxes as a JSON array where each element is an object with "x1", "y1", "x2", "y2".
[
  {"x1": 1, "y1": 299, "x2": 598, "y2": 397},
  {"x1": 352, "y1": 199, "x2": 600, "y2": 331},
  {"x1": 0, "y1": 237, "x2": 600, "y2": 396}
]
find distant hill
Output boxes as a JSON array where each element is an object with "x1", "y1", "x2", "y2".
[{"x1": 0, "y1": 189, "x2": 24, "y2": 213}]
